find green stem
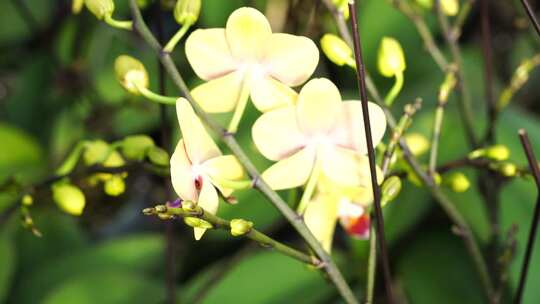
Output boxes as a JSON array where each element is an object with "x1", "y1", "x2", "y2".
[
  {"x1": 429, "y1": 105, "x2": 444, "y2": 175},
  {"x1": 104, "y1": 14, "x2": 133, "y2": 30},
  {"x1": 365, "y1": 225, "x2": 377, "y2": 304},
  {"x1": 159, "y1": 205, "x2": 319, "y2": 266},
  {"x1": 384, "y1": 71, "x2": 404, "y2": 106},
  {"x1": 227, "y1": 80, "x2": 251, "y2": 133},
  {"x1": 163, "y1": 22, "x2": 192, "y2": 53},
  {"x1": 136, "y1": 85, "x2": 178, "y2": 105},
  {"x1": 297, "y1": 159, "x2": 321, "y2": 215},
  {"x1": 128, "y1": 2, "x2": 359, "y2": 303}
]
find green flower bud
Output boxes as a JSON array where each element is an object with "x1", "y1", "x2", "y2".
[
  {"x1": 320, "y1": 34, "x2": 354, "y2": 67},
  {"x1": 22, "y1": 194, "x2": 33, "y2": 206},
  {"x1": 332, "y1": 0, "x2": 349, "y2": 19},
  {"x1": 72, "y1": 0, "x2": 84, "y2": 14},
  {"x1": 104, "y1": 175, "x2": 126, "y2": 196},
  {"x1": 485, "y1": 145, "x2": 510, "y2": 161},
  {"x1": 378, "y1": 37, "x2": 406, "y2": 78},
  {"x1": 441, "y1": 0, "x2": 459, "y2": 16},
  {"x1": 83, "y1": 140, "x2": 110, "y2": 166},
  {"x1": 230, "y1": 219, "x2": 253, "y2": 236},
  {"x1": 443, "y1": 172, "x2": 470, "y2": 193},
  {"x1": 121, "y1": 135, "x2": 155, "y2": 161},
  {"x1": 52, "y1": 182, "x2": 86, "y2": 216},
  {"x1": 85, "y1": 0, "x2": 115, "y2": 20},
  {"x1": 184, "y1": 217, "x2": 213, "y2": 229},
  {"x1": 499, "y1": 163, "x2": 517, "y2": 177},
  {"x1": 147, "y1": 146, "x2": 170, "y2": 166},
  {"x1": 381, "y1": 176, "x2": 402, "y2": 206},
  {"x1": 182, "y1": 200, "x2": 197, "y2": 211},
  {"x1": 103, "y1": 150, "x2": 125, "y2": 168},
  {"x1": 136, "y1": 0, "x2": 152, "y2": 9},
  {"x1": 404, "y1": 133, "x2": 430, "y2": 156},
  {"x1": 114, "y1": 55, "x2": 149, "y2": 95},
  {"x1": 174, "y1": 0, "x2": 201, "y2": 25},
  {"x1": 415, "y1": 0, "x2": 433, "y2": 10}
]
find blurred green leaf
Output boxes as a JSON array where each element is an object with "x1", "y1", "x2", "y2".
[
  {"x1": 182, "y1": 251, "x2": 332, "y2": 303},
  {"x1": 42, "y1": 270, "x2": 164, "y2": 304},
  {"x1": 16, "y1": 233, "x2": 164, "y2": 304},
  {"x1": 0, "y1": 230, "x2": 16, "y2": 303},
  {"x1": 0, "y1": 123, "x2": 44, "y2": 180}
]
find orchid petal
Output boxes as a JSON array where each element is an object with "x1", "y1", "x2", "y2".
[
  {"x1": 203, "y1": 155, "x2": 245, "y2": 197},
  {"x1": 296, "y1": 78, "x2": 341, "y2": 135},
  {"x1": 319, "y1": 146, "x2": 371, "y2": 188},
  {"x1": 185, "y1": 28, "x2": 237, "y2": 80},
  {"x1": 170, "y1": 139, "x2": 197, "y2": 201},
  {"x1": 191, "y1": 71, "x2": 245, "y2": 113},
  {"x1": 264, "y1": 33, "x2": 319, "y2": 87},
  {"x1": 261, "y1": 147, "x2": 315, "y2": 190},
  {"x1": 194, "y1": 176, "x2": 219, "y2": 240},
  {"x1": 226, "y1": 7, "x2": 271, "y2": 61},
  {"x1": 252, "y1": 106, "x2": 306, "y2": 161},
  {"x1": 176, "y1": 98, "x2": 221, "y2": 164},
  {"x1": 250, "y1": 75, "x2": 298, "y2": 112},
  {"x1": 332, "y1": 101, "x2": 387, "y2": 154},
  {"x1": 304, "y1": 193, "x2": 339, "y2": 252}
]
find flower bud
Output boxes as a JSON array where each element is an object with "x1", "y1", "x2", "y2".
[
  {"x1": 85, "y1": 0, "x2": 115, "y2": 20},
  {"x1": 72, "y1": 0, "x2": 84, "y2": 14},
  {"x1": 485, "y1": 145, "x2": 510, "y2": 161},
  {"x1": 104, "y1": 175, "x2": 126, "y2": 196},
  {"x1": 415, "y1": 0, "x2": 433, "y2": 10},
  {"x1": 52, "y1": 182, "x2": 86, "y2": 216},
  {"x1": 114, "y1": 55, "x2": 149, "y2": 95},
  {"x1": 320, "y1": 34, "x2": 353, "y2": 67},
  {"x1": 103, "y1": 150, "x2": 125, "y2": 168},
  {"x1": 83, "y1": 140, "x2": 110, "y2": 166},
  {"x1": 121, "y1": 135, "x2": 155, "y2": 161},
  {"x1": 182, "y1": 200, "x2": 197, "y2": 211},
  {"x1": 443, "y1": 172, "x2": 470, "y2": 193},
  {"x1": 499, "y1": 163, "x2": 517, "y2": 177},
  {"x1": 381, "y1": 176, "x2": 402, "y2": 206},
  {"x1": 147, "y1": 146, "x2": 170, "y2": 166},
  {"x1": 184, "y1": 217, "x2": 213, "y2": 229},
  {"x1": 22, "y1": 194, "x2": 33, "y2": 206},
  {"x1": 441, "y1": 0, "x2": 459, "y2": 16},
  {"x1": 404, "y1": 133, "x2": 429, "y2": 156},
  {"x1": 378, "y1": 37, "x2": 406, "y2": 78},
  {"x1": 174, "y1": 0, "x2": 201, "y2": 25},
  {"x1": 230, "y1": 219, "x2": 254, "y2": 236}
]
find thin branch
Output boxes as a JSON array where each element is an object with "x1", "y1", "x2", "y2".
[
  {"x1": 127, "y1": 2, "x2": 358, "y2": 303},
  {"x1": 435, "y1": 0, "x2": 478, "y2": 148},
  {"x1": 144, "y1": 205, "x2": 319, "y2": 267},
  {"x1": 450, "y1": 0, "x2": 475, "y2": 41},
  {"x1": 520, "y1": 0, "x2": 540, "y2": 37},
  {"x1": 515, "y1": 129, "x2": 540, "y2": 304},
  {"x1": 348, "y1": 2, "x2": 394, "y2": 303},
  {"x1": 481, "y1": 0, "x2": 497, "y2": 143}
]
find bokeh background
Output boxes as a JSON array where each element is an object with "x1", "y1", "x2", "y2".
[{"x1": 1, "y1": 0, "x2": 540, "y2": 303}]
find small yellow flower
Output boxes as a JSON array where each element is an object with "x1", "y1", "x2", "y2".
[
  {"x1": 185, "y1": 7, "x2": 319, "y2": 130},
  {"x1": 252, "y1": 78, "x2": 386, "y2": 190},
  {"x1": 170, "y1": 99, "x2": 245, "y2": 240}
]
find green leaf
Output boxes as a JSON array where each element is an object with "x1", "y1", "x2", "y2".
[
  {"x1": 182, "y1": 251, "x2": 332, "y2": 303},
  {"x1": 0, "y1": 123, "x2": 44, "y2": 180},
  {"x1": 397, "y1": 230, "x2": 485, "y2": 304},
  {"x1": 15, "y1": 233, "x2": 164, "y2": 304},
  {"x1": 0, "y1": 230, "x2": 16, "y2": 303},
  {"x1": 42, "y1": 270, "x2": 164, "y2": 304}
]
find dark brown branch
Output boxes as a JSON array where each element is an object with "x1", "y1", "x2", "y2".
[
  {"x1": 348, "y1": 2, "x2": 394, "y2": 303},
  {"x1": 520, "y1": 0, "x2": 540, "y2": 38},
  {"x1": 515, "y1": 129, "x2": 540, "y2": 304}
]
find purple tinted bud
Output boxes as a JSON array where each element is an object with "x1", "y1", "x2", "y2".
[{"x1": 167, "y1": 198, "x2": 182, "y2": 208}]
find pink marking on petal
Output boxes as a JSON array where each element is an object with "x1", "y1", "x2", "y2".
[
  {"x1": 194, "y1": 176, "x2": 203, "y2": 191},
  {"x1": 346, "y1": 214, "x2": 370, "y2": 240}
]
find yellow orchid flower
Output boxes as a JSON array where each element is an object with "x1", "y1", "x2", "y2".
[
  {"x1": 185, "y1": 7, "x2": 319, "y2": 132},
  {"x1": 252, "y1": 78, "x2": 386, "y2": 195},
  {"x1": 305, "y1": 164, "x2": 383, "y2": 252},
  {"x1": 170, "y1": 98, "x2": 246, "y2": 240}
]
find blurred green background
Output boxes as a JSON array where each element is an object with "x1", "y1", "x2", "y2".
[{"x1": 1, "y1": 0, "x2": 540, "y2": 303}]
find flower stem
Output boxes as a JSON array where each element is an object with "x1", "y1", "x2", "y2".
[
  {"x1": 384, "y1": 72, "x2": 404, "y2": 106},
  {"x1": 365, "y1": 225, "x2": 377, "y2": 304},
  {"x1": 297, "y1": 160, "x2": 320, "y2": 215},
  {"x1": 227, "y1": 80, "x2": 251, "y2": 133},
  {"x1": 147, "y1": 205, "x2": 320, "y2": 266},
  {"x1": 136, "y1": 85, "x2": 178, "y2": 105},
  {"x1": 128, "y1": 2, "x2": 358, "y2": 303},
  {"x1": 163, "y1": 22, "x2": 192, "y2": 53},
  {"x1": 104, "y1": 15, "x2": 133, "y2": 30}
]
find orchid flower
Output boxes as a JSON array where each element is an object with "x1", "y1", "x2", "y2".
[
  {"x1": 170, "y1": 99, "x2": 246, "y2": 240},
  {"x1": 304, "y1": 167, "x2": 382, "y2": 252},
  {"x1": 185, "y1": 7, "x2": 319, "y2": 132},
  {"x1": 252, "y1": 77, "x2": 386, "y2": 212}
]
